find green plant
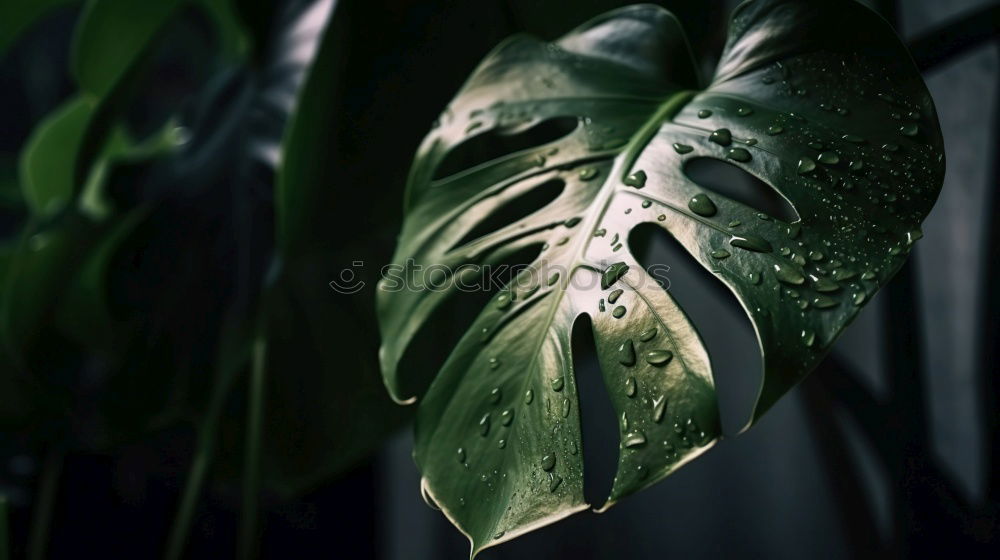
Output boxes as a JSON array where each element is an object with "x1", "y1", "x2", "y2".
[
  {"x1": 1, "y1": 0, "x2": 406, "y2": 556},
  {"x1": 378, "y1": 0, "x2": 944, "y2": 554}
]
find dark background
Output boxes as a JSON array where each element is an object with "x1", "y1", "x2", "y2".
[{"x1": 1, "y1": 0, "x2": 997, "y2": 558}]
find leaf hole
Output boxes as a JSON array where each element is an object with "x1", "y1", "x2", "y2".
[
  {"x1": 450, "y1": 177, "x2": 565, "y2": 251},
  {"x1": 571, "y1": 314, "x2": 618, "y2": 508},
  {"x1": 395, "y1": 243, "x2": 544, "y2": 399},
  {"x1": 432, "y1": 116, "x2": 578, "y2": 180},
  {"x1": 629, "y1": 223, "x2": 762, "y2": 435},
  {"x1": 683, "y1": 157, "x2": 799, "y2": 223}
]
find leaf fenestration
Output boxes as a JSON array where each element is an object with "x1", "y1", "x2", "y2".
[{"x1": 378, "y1": 0, "x2": 944, "y2": 553}]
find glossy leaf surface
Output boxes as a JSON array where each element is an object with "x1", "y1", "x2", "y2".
[{"x1": 378, "y1": 0, "x2": 945, "y2": 553}]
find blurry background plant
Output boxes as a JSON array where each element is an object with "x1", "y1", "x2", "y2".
[
  {"x1": 0, "y1": 0, "x2": 412, "y2": 557},
  {"x1": 0, "y1": 0, "x2": 998, "y2": 559}
]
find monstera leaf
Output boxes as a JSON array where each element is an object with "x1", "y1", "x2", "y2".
[{"x1": 378, "y1": 0, "x2": 944, "y2": 553}]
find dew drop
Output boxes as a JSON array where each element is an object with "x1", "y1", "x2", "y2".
[
  {"x1": 736, "y1": 106, "x2": 753, "y2": 116},
  {"x1": 899, "y1": 123, "x2": 918, "y2": 136},
  {"x1": 709, "y1": 128, "x2": 732, "y2": 146},
  {"x1": 652, "y1": 395, "x2": 667, "y2": 423},
  {"x1": 673, "y1": 143, "x2": 693, "y2": 154},
  {"x1": 457, "y1": 447, "x2": 466, "y2": 463},
  {"x1": 730, "y1": 234, "x2": 772, "y2": 253},
  {"x1": 625, "y1": 376, "x2": 637, "y2": 398},
  {"x1": 618, "y1": 339, "x2": 636, "y2": 366},
  {"x1": 639, "y1": 327, "x2": 657, "y2": 342},
  {"x1": 773, "y1": 263, "x2": 805, "y2": 285},
  {"x1": 489, "y1": 387, "x2": 502, "y2": 404},
  {"x1": 711, "y1": 248, "x2": 731, "y2": 259},
  {"x1": 698, "y1": 109, "x2": 712, "y2": 118},
  {"x1": 524, "y1": 389, "x2": 534, "y2": 404},
  {"x1": 624, "y1": 431, "x2": 647, "y2": 448},
  {"x1": 601, "y1": 262, "x2": 630, "y2": 289},
  {"x1": 646, "y1": 350, "x2": 673, "y2": 366},
  {"x1": 578, "y1": 167, "x2": 599, "y2": 181},
  {"x1": 797, "y1": 157, "x2": 817, "y2": 174},
  {"x1": 727, "y1": 147, "x2": 752, "y2": 162},
  {"x1": 548, "y1": 475, "x2": 563, "y2": 493},
  {"x1": 688, "y1": 193, "x2": 718, "y2": 216},
  {"x1": 624, "y1": 170, "x2": 647, "y2": 188},
  {"x1": 801, "y1": 329, "x2": 816, "y2": 347},
  {"x1": 810, "y1": 276, "x2": 840, "y2": 292},
  {"x1": 541, "y1": 453, "x2": 556, "y2": 472},
  {"x1": 767, "y1": 125, "x2": 784, "y2": 135},
  {"x1": 612, "y1": 306, "x2": 627, "y2": 319},
  {"x1": 479, "y1": 413, "x2": 491, "y2": 436},
  {"x1": 831, "y1": 268, "x2": 857, "y2": 281},
  {"x1": 812, "y1": 295, "x2": 838, "y2": 309},
  {"x1": 818, "y1": 151, "x2": 840, "y2": 165},
  {"x1": 551, "y1": 377, "x2": 564, "y2": 392},
  {"x1": 495, "y1": 292, "x2": 512, "y2": 310}
]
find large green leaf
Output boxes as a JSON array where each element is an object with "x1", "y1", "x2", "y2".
[{"x1": 378, "y1": 0, "x2": 944, "y2": 552}]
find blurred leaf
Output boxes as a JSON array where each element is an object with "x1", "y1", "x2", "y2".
[
  {"x1": 197, "y1": 0, "x2": 249, "y2": 59},
  {"x1": 18, "y1": 96, "x2": 96, "y2": 216},
  {"x1": 0, "y1": 216, "x2": 99, "y2": 364},
  {"x1": 54, "y1": 206, "x2": 149, "y2": 351},
  {"x1": 378, "y1": 0, "x2": 945, "y2": 551},
  {"x1": 274, "y1": 0, "x2": 346, "y2": 258},
  {"x1": 0, "y1": 0, "x2": 78, "y2": 55},
  {"x1": 70, "y1": 0, "x2": 182, "y2": 97}
]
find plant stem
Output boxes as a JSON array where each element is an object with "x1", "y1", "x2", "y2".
[
  {"x1": 28, "y1": 446, "x2": 63, "y2": 560},
  {"x1": 0, "y1": 494, "x2": 10, "y2": 560},
  {"x1": 164, "y1": 437, "x2": 212, "y2": 560},
  {"x1": 238, "y1": 338, "x2": 268, "y2": 560},
  {"x1": 165, "y1": 328, "x2": 252, "y2": 560}
]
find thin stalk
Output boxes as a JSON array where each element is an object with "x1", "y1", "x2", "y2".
[
  {"x1": 238, "y1": 338, "x2": 268, "y2": 560},
  {"x1": 28, "y1": 446, "x2": 63, "y2": 560},
  {"x1": 165, "y1": 328, "x2": 252, "y2": 560},
  {"x1": 1, "y1": 494, "x2": 10, "y2": 560},
  {"x1": 164, "y1": 437, "x2": 213, "y2": 560}
]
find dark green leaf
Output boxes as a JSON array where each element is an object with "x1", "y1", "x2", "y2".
[
  {"x1": 70, "y1": 0, "x2": 182, "y2": 97},
  {"x1": 378, "y1": 0, "x2": 945, "y2": 552},
  {"x1": 18, "y1": 96, "x2": 96, "y2": 216}
]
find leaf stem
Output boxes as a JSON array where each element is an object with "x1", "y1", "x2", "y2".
[
  {"x1": 238, "y1": 338, "x2": 268, "y2": 560},
  {"x1": 1, "y1": 494, "x2": 10, "y2": 560},
  {"x1": 165, "y1": 331, "x2": 251, "y2": 560},
  {"x1": 28, "y1": 446, "x2": 63, "y2": 560}
]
